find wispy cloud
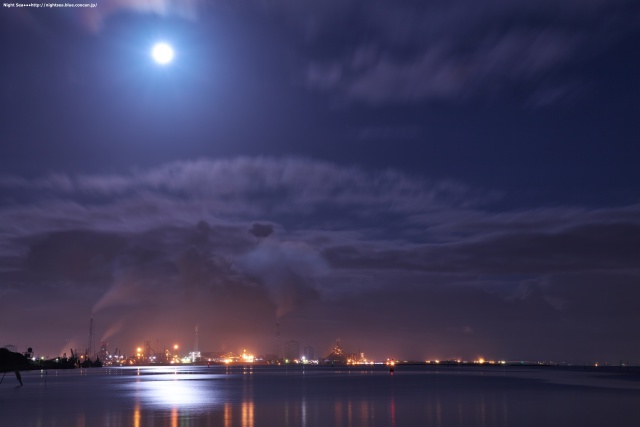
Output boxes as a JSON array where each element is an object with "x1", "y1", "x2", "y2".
[
  {"x1": 80, "y1": 0, "x2": 201, "y2": 32},
  {"x1": 299, "y1": 0, "x2": 639, "y2": 104}
]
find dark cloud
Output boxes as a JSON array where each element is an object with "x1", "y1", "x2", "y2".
[
  {"x1": 25, "y1": 230, "x2": 126, "y2": 283},
  {"x1": 249, "y1": 223, "x2": 275, "y2": 238},
  {"x1": 324, "y1": 223, "x2": 640, "y2": 275},
  {"x1": 356, "y1": 125, "x2": 422, "y2": 141}
]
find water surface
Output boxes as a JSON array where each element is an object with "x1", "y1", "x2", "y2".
[{"x1": 2, "y1": 365, "x2": 640, "y2": 426}]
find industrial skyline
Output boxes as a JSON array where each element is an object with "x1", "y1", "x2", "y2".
[{"x1": 4, "y1": 317, "x2": 635, "y2": 367}]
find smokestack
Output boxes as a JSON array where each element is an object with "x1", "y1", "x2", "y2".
[
  {"x1": 87, "y1": 317, "x2": 94, "y2": 358},
  {"x1": 275, "y1": 321, "x2": 281, "y2": 358}
]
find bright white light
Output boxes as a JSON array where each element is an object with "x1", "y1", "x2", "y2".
[{"x1": 151, "y1": 42, "x2": 174, "y2": 65}]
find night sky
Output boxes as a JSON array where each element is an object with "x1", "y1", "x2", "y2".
[{"x1": 1, "y1": 0, "x2": 639, "y2": 363}]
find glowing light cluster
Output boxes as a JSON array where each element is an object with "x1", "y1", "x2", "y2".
[{"x1": 241, "y1": 350, "x2": 255, "y2": 363}]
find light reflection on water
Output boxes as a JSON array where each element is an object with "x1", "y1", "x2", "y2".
[
  {"x1": 131, "y1": 372, "x2": 220, "y2": 409},
  {"x1": 133, "y1": 402, "x2": 140, "y2": 427},
  {"x1": 242, "y1": 400, "x2": 255, "y2": 427},
  {"x1": 3, "y1": 365, "x2": 640, "y2": 426},
  {"x1": 224, "y1": 401, "x2": 232, "y2": 427}
]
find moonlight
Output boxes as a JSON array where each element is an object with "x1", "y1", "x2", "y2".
[{"x1": 151, "y1": 42, "x2": 174, "y2": 65}]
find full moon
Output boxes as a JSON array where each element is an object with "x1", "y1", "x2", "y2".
[{"x1": 151, "y1": 42, "x2": 174, "y2": 65}]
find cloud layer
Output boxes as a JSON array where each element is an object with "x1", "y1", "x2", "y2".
[{"x1": 1, "y1": 157, "x2": 638, "y2": 361}]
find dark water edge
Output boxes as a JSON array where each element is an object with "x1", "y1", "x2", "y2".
[{"x1": 2, "y1": 364, "x2": 640, "y2": 426}]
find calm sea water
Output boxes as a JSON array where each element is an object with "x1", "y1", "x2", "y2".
[{"x1": 2, "y1": 364, "x2": 639, "y2": 426}]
